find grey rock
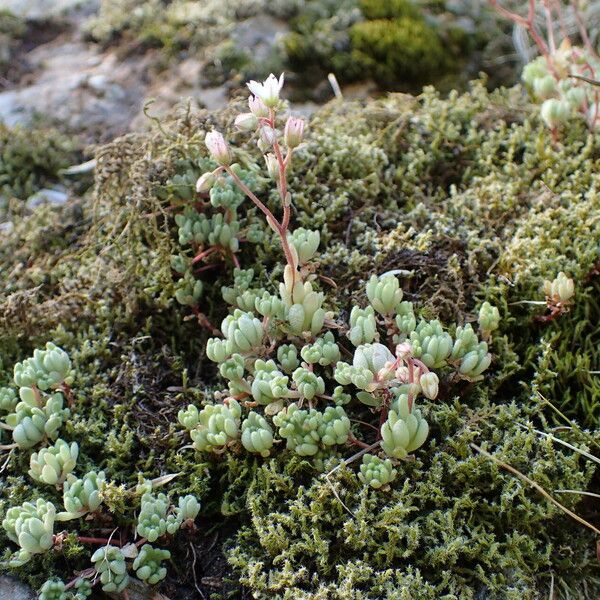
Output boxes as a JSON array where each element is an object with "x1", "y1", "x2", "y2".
[
  {"x1": 0, "y1": 576, "x2": 36, "y2": 600},
  {"x1": 0, "y1": 0, "x2": 97, "y2": 20},
  {"x1": 232, "y1": 15, "x2": 288, "y2": 63},
  {"x1": 26, "y1": 187, "x2": 69, "y2": 208}
]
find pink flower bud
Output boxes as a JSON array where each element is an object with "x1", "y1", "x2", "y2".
[
  {"x1": 259, "y1": 125, "x2": 276, "y2": 147},
  {"x1": 205, "y1": 131, "x2": 231, "y2": 166},
  {"x1": 249, "y1": 95, "x2": 269, "y2": 118},
  {"x1": 284, "y1": 116, "x2": 305, "y2": 148},
  {"x1": 395, "y1": 342, "x2": 412, "y2": 360},
  {"x1": 234, "y1": 112, "x2": 258, "y2": 131},
  {"x1": 264, "y1": 153, "x2": 278, "y2": 179},
  {"x1": 195, "y1": 172, "x2": 216, "y2": 193}
]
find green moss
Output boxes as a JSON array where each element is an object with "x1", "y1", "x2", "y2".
[
  {"x1": 0, "y1": 123, "x2": 80, "y2": 209},
  {"x1": 350, "y1": 16, "x2": 449, "y2": 87},
  {"x1": 228, "y1": 397, "x2": 598, "y2": 598},
  {"x1": 1, "y1": 82, "x2": 599, "y2": 596},
  {"x1": 359, "y1": 0, "x2": 420, "y2": 20}
]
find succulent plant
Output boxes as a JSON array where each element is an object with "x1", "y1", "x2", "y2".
[
  {"x1": 366, "y1": 274, "x2": 403, "y2": 316},
  {"x1": 288, "y1": 228, "x2": 320, "y2": 265},
  {"x1": 28, "y1": 439, "x2": 78, "y2": 486},
  {"x1": 300, "y1": 332, "x2": 340, "y2": 366},
  {"x1": 175, "y1": 494, "x2": 200, "y2": 522},
  {"x1": 2, "y1": 382, "x2": 69, "y2": 450},
  {"x1": 0, "y1": 385, "x2": 17, "y2": 413},
  {"x1": 251, "y1": 360, "x2": 290, "y2": 404},
  {"x1": 136, "y1": 492, "x2": 180, "y2": 542},
  {"x1": 273, "y1": 404, "x2": 350, "y2": 456},
  {"x1": 91, "y1": 546, "x2": 129, "y2": 593},
  {"x1": 348, "y1": 305, "x2": 378, "y2": 346},
  {"x1": 381, "y1": 395, "x2": 429, "y2": 460},
  {"x1": 133, "y1": 544, "x2": 171, "y2": 584},
  {"x1": 478, "y1": 302, "x2": 500, "y2": 337},
  {"x1": 241, "y1": 411, "x2": 274, "y2": 457},
  {"x1": 292, "y1": 367, "x2": 325, "y2": 400},
  {"x1": 277, "y1": 344, "x2": 300, "y2": 374},
  {"x1": 409, "y1": 320, "x2": 453, "y2": 369},
  {"x1": 13, "y1": 343, "x2": 73, "y2": 391},
  {"x1": 38, "y1": 579, "x2": 68, "y2": 600},
  {"x1": 175, "y1": 72, "x2": 492, "y2": 484},
  {"x1": 2, "y1": 498, "x2": 56, "y2": 565},
  {"x1": 395, "y1": 301, "x2": 417, "y2": 337},
  {"x1": 59, "y1": 470, "x2": 106, "y2": 519},
  {"x1": 544, "y1": 271, "x2": 575, "y2": 304},
  {"x1": 358, "y1": 454, "x2": 398, "y2": 489}
]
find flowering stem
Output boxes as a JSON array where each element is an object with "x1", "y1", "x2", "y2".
[
  {"x1": 224, "y1": 166, "x2": 296, "y2": 274},
  {"x1": 224, "y1": 166, "x2": 278, "y2": 226},
  {"x1": 407, "y1": 358, "x2": 415, "y2": 413}
]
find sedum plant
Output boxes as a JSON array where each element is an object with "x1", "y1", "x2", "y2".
[
  {"x1": 358, "y1": 453, "x2": 397, "y2": 489},
  {"x1": 2, "y1": 498, "x2": 56, "y2": 566},
  {"x1": 176, "y1": 73, "x2": 495, "y2": 481},
  {"x1": 0, "y1": 347, "x2": 200, "y2": 593},
  {"x1": 90, "y1": 545, "x2": 129, "y2": 593},
  {"x1": 492, "y1": 0, "x2": 600, "y2": 137},
  {"x1": 59, "y1": 470, "x2": 106, "y2": 520},
  {"x1": 28, "y1": 439, "x2": 79, "y2": 486},
  {"x1": 1, "y1": 344, "x2": 72, "y2": 451},
  {"x1": 132, "y1": 544, "x2": 171, "y2": 584},
  {"x1": 38, "y1": 577, "x2": 92, "y2": 600},
  {"x1": 136, "y1": 491, "x2": 182, "y2": 542}
]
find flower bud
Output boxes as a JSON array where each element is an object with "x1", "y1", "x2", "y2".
[
  {"x1": 195, "y1": 172, "x2": 216, "y2": 193},
  {"x1": 264, "y1": 153, "x2": 279, "y2": 179},
  {"x1": 234, "y1": 112, "x2": 258, "y2": 131},
  {"x1": 419, "y1": 372, "x2": 439, "y2": 400},
  {"x1": 205, "y1": 131, "x2": 231, "y2": 166},
  {"x1": 259, "y1": 125, "x2": 276, "y2": 148},
  {"x1": 249, "y1": 95, "x2": 269, "y2": 118},
  {"x1": 284, "y1": 116, "x2": 305, "y2": 148}
]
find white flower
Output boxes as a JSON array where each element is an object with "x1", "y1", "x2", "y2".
[
  {"x1": 247, "y1": 73, "x2": 285, "y2": 108},
  {"x1": 205, "y1": 131, "x2": 231, "y2": 166},
  {"x1": 249, "y1": 95, "x2": 269, "y2": 118}
]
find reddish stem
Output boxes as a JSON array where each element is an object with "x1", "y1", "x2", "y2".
[
  {"x1": 74, "y1": 536, "x2": 124, "y2": 547},
  {"x1": 349, "y1": 435, "x2": 371, "y2": 449},
  {"x1": 192, "y1": 246, "x2": 218, "y2": 265}
]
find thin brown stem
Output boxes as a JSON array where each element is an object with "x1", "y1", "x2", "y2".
[{"x1": 471, "y1": 443, "x2": 600, "y2": 535}]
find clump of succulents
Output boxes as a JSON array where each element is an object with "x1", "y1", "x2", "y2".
[
  {"x1": 59, "y1": 470, "x2": 106, "y2": 520},
  {"x1": 1, "y1": 345, "x2": 72, "y2": 451},
  {"x1": 0, "y1": 346, "x2": 199, "y2": 594},
  {"x1": 493, "y1": 0, "x2": 600, "y2": 136},
  {"x1": 132, "y1": 544, "x2": 171, "y2": 584},
  {"x1": 28, "y1": 439, "x2": 79, "y2": 486},
  {"x1": 177, "y1": 73, "x2": 495, "y2": 482},
  {"x1": 91, "y1": 545, "x2": 129, "y2": 593},
  {"x1": 2, "y1": 498, "x2": 56, "y2": 566}
]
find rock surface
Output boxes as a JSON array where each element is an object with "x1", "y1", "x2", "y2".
[{"x1": 0, "y1": 576, "x2": 36, "y2": 600}]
